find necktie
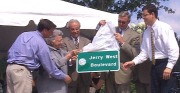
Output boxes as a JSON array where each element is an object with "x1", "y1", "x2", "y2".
[
  {"x1": 74, "y1": 38, "x2": 79, "y2": 49},
  {"x1": 119, "y1": 29, "x2": 122, "y2": 34},
  {"x1": 151, "y1": 28, "x2": 155, "y2": 65}
]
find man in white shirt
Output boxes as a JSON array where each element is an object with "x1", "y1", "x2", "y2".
[{"x1": 123, "y1": 4, "x2": 179, "y2": 93}]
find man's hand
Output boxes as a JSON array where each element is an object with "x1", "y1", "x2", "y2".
[
  {"x1": 72, "y1": 49, "x2": 81, "y2": 56},
  {"x1": 96, "y1": 20, "x2": 106, "y2": 30},
  {"x1": 65, "y1": 49, "x2": 81, "y2": 60},
  {"x1": 64, "y1": 75, "x2": 72, "y2": 84},
  {"x1": 114, "y1": 33, "x2": 125, "y2": 44},
  {"x1": 163, "y1": 67, "x2": 172, "y2": 80},
  {"x1": 123, "y1": 61, "x2": 135, "y2": 70},
  {"x1": 32, "y1": 80, "x2": 35, "y2": 87},
  {"x1": 99, "y1": 20, "x2": 106, "y2": 26},
  {"x1": 71, "y1": 55, "x2": 77, "y2": 62}
]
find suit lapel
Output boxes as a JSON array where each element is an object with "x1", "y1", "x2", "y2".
[
  {"x1": 67, "y1": 36, "x2": 85, "y2": 49},
  {"x1": 123, "y1": 28, "x2": 132, "y2": 42},
  {"x1": 67, "y1": 37, "x2": 76, "y2": 49},
  {"x1": 78, "y1": 36, "x2": 83, "y2": 49},
  {"x1": 116, "y1": 26, "x2": 132, "y2": 42}
]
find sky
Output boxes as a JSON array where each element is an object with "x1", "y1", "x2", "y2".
[{"x1": 131, "y1": 0, "x2": 180, "y2": 37}]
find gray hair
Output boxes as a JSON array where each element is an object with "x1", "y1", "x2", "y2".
[
  {"x1": 118, "y1": 11, "x2": 131, "y2": 21},
  {"x1": 45, "y1": 29, "x2": 63, "y2": 45},
  {"x1": 66, "y1": 19, "x2": 81, "y2": 29}
]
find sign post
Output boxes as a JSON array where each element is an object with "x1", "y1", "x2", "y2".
[{"x1": 77, "y1": 50, "x2": 120, "y2": 73}]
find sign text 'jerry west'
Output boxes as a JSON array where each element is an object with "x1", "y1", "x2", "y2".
[{"x1": 77, "y1": 50, "x2": 120, "y2": 73}]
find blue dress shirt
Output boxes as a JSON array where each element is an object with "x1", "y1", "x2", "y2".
[{"x1": 7, "y1": 31, "x2": 66, "y2": 80}]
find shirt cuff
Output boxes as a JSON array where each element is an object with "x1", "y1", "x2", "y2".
[
  {"x1": 120, "y1": 42, "x2": 125, "y2": 47},
  {"x1": 132, "y1": 58, "x2": 140, "y2": 65},
  {"x1": 166, "y1": 62, "x2": 174, "y2": 69},
  {"x1": 61, "y1": 73, "x2": 67, "y2": 80}
]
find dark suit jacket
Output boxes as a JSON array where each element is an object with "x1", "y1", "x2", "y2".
[
  {"x1": 62, "y1": 36, "x2": 91, "y2": 87},
  {"x1": 134, "y1": 34, "x2": 152, "y2": 84},
  {"x1": 135, "y1": 60, "x2": 152, "y2": 84}
]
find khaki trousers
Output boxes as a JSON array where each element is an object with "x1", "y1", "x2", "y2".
[{"x1": 6, "y1": 64, "x2": 32, "y2": 93}]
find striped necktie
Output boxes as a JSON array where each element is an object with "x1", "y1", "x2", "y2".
[
  {"x1": 74, "y1": 38, "x2": 79, "y2": 49},
  {"x1": 151, "y1": 28, "x2": 155, "y2": 65}
]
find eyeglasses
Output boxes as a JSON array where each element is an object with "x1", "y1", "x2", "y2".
[
  {"x1": 141, "y1": 13, "x2": 151, "y2": 17},
  {"x1": 118, "y1": 20, "x2": 127, "y2": 24}
]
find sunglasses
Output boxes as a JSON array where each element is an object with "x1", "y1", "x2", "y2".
[{"x1": 118, "y1": 20, "x2": 127, "y2": 24}]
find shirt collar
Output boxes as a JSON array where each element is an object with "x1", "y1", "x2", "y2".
[
  {"x1": 71, "y1": 36, "x2": 79, "y2": 41},
  {"x1": 36, "y1": 30, "x2": 43, "y2": 38},
  {"x1": 119, "y1": 26, "x2": 129, "y2": 32},
  {"x1": 151, "y1": 19, "x2": 159, "y2": 31},
  {"x1": 48, "y1": 45, "x2": 59, "y2": 51}
]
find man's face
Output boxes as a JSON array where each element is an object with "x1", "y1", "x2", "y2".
[
  {"x1": 118, "y1": 16, "x2": 130, "y2": 30},
  {"x1": 142, "y1": 10, "x2": 153, "y2": 26},
  {"x1": 69, "y1": 22, "x2": 80, "y2": 38},
  {"x1": 43, "y1": 28, "x2": 54, "y2": 38}
]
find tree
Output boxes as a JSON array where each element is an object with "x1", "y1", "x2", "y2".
[
  {"x1": 62, "y1": 0, "x2": 175, "y2": 19},
  {"x1": 62, "y1": 0, "x2": 114, "y2": 11}
]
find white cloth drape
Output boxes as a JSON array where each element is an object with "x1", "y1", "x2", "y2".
[{"x1": 82, "y1": 22, "x2": 119, "y2": 52}]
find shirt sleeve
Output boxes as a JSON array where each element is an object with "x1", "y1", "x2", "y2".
[
  {"x1": 132, "y1": 35, "x2": 148, "y2": 65},
  {"x1": 163, "y1": 26, "x2": 179, "y2": 69},
  {"x1": 37, "y1": 42, "x2": 67, "y2": 80}
]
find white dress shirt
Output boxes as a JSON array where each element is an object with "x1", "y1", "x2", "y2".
[
  {"x1": 71, "y1": 36, "x2": 79, "y2": 44},
  {"x1": 118, "y1": 26, "x2": 128, "y2": 36},
  {"x1": 133, "y1": 20, "x2": 179, "y2": 69}
]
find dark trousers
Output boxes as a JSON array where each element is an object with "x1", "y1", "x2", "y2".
[
  {"x1": 151, "y1": 58, "x2": 177, "y2": 93},
  {"x1": 136, "y1": 82, "x2": 151, "y2": 93}
]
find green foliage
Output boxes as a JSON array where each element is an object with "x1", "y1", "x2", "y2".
[
  {"x1": 62, "y1": 0, "x2": 175, "y2": 19},
  {"x1": 131, "y1": 82, "x2": 136, "y2": 93},
  {"x1": 63, "y1": 0, "x2": 114, "y2": 11},
  {"x1": 99, "y1": 84, "x2": 105, "y2": 93}
]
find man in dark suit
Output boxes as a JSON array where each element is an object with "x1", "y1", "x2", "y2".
[
  {"x1": 95, "y1": 11, "x2": 141, "y2": 93},
  {"x1": 133, "y1": 27, "x2": 152, "y2": 93},
  {"x1": 134, "y1": 59, "x2": 152, "y2": 93},
  {"x1": 62, "y1": 19, "x2": 91, "y2": 93}
]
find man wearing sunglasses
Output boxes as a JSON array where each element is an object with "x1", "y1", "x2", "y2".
[{"x1": 95, "y1": 11, "x2": 140, "y2": 93}]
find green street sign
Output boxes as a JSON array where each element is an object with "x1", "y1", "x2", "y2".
[{"x1": 77, "y1": 50, "x2": 120, "y2": 73}]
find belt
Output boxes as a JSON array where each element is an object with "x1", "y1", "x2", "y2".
[
  {"x1": 8, "y1": 62, "x2": 27, "y2": 67},
  {"x1": 8, "y1": 62, "x2": 38, "y2": 72},
  {"x1": 153, "y1": 58, "x2": 168, "y2": 65}
]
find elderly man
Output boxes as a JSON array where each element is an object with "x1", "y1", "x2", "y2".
[
  {"x1": 62, "y1": 19, "x2": 91, "y2": 93},
  {"x1": 95, "y1": 11, "x2": 140, "y2": 93}
]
